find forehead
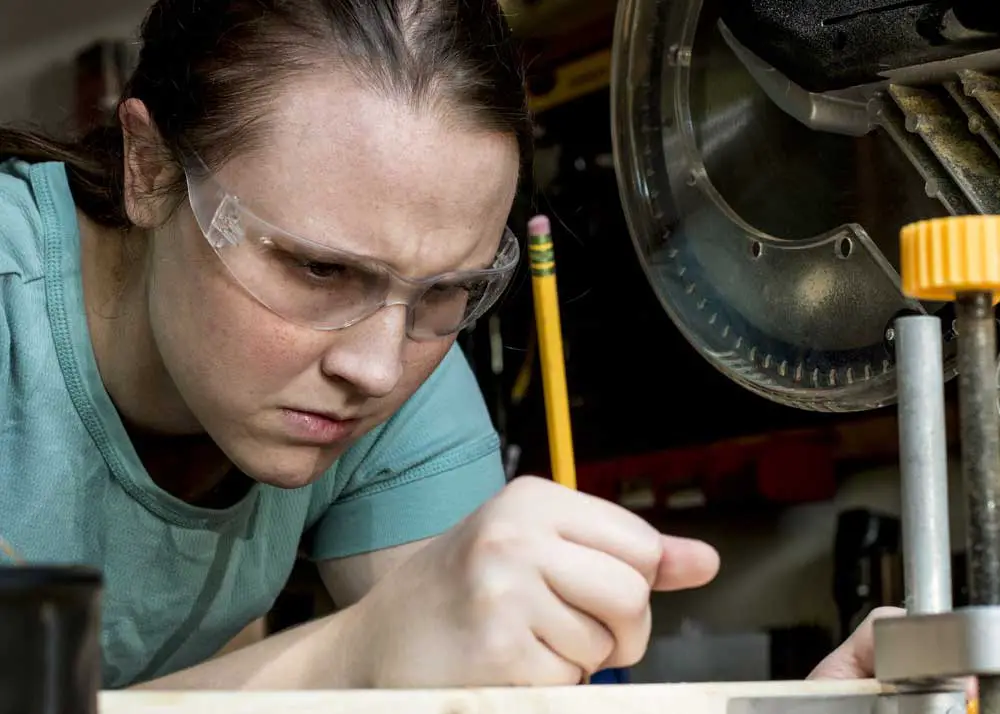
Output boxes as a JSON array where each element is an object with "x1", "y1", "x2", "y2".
[{"x1": 215, "y1": 72, "x2": 521, "y2": 274}]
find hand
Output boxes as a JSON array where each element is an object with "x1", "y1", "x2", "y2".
[
  {"x1": 349, "y1": 475, "x2": 720, "y2": 688},
  {"x1": 808, "y1": 607, "x2": 904, "y2": 679},
  {"x1": 809, "y1": 607, "x2": 977, "y2": 699}
]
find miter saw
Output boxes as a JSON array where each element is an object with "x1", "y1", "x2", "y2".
[{"x1": 610, "y1": 1, "x2": 1000, "y2": 714}]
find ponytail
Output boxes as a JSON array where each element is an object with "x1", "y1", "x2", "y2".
[{"x1": 0, "y1": 123, "x2": 130, "y2": 229}]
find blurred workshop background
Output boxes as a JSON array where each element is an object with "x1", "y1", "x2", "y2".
[{"x1": 0, "y1": 0, "x2": 977, "y2": 683}]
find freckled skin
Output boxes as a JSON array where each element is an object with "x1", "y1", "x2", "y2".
[{"x1": 87, "y1": 71, "x2": 521, "y2": 492}]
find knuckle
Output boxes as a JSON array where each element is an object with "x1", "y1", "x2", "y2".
[
  {"x1": 616, "y1": 577, "x2": 653, "y2": 622},
  {"x1": 505, "y1": 474, "x2": 551, "y2": 499},
  {"x1": 607, "y1": 608, "x2": 652, "y2": 668},
  {"x1": 616, "y1": 641, "x2": 648, "y2": 668},
  {"x1": 589, "y1": 629, "x2": 617, "y2": 672},
  {"x1": 468, "y1": 567, "x2": 519, "y2": 617},
  {"x1": 610, "y1": 639, "x2": 648, "y2": 668},
  {"x1": 615, "y1": 523, "x2": 663, "y2": 584},
  {"x1": 636, "y1": 536, "x2": 663, "y2": 577},
  {"x1": 469, "y1": 518, "x2": 525, "y2": 562}
]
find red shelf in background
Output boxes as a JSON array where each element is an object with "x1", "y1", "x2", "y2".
[
  {"x1": 524, "y1": 409, "x2": 948, "y2": 515},
  {"x1": 569, "y1": 433, "x2": 837, "y2": 513}
]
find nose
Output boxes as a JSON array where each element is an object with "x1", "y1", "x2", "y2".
[{"x1": 320, "y1": 305, "x2": 406, "y2": 398}]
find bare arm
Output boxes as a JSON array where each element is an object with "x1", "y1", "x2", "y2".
[
  {"x1": 318, "y1": 537, "x2": 434, "y2": 608},
  {"x1": 131, "y1": 607, "x2": 364, "y2": 690},
  {"x1": 130, "y1": 539, "x2": 433, "y2": 691}
]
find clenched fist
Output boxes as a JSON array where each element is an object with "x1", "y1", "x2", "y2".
[{"x1": 349, "y1": 476, "x2": 720, "y2": 687}]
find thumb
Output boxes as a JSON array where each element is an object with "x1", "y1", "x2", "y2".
[
  {"x1": 808, "y1": 607, "x2": 904, "y2": 679},
  {"x1": 652, "y1": 535, "x2": 720, "y2": 592}
]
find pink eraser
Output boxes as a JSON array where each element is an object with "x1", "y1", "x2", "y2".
[{"x1": 528, "y1": 215, "x2": 551, "y2": 237}]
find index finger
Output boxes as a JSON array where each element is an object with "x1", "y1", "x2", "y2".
[
  {"x1": 539, "y1": 481, "x2": 706, "y2": 587},
  {"x1": 526, "y1": 481, "x2": 663, "y2": 587}
]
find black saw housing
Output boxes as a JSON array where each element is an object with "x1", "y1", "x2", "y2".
[{"x1": 720, "y1": 0, "x2": 1000, "y2": 93}]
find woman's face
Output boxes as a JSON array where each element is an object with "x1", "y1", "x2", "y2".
[{"x1": 140, "y1": 74, "x2": 520, "y2": 487}]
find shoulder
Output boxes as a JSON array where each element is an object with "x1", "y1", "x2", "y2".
[
  {"x1": 396, "y1": 342, "x2": 492, "y2": 428},
  {"x1": 0, "y1": 158, "x2": 68, "y2": 377},
  {"x1": 348, "y1": 343, "x2": 499, "y2": 476},
  {"x1": 0, "y1": 158, "x2": 59, "y2": 281}
]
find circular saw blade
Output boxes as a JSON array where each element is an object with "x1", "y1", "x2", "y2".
[{"x1": 611, "y1": 0, "x2": 964, "y2": 412}]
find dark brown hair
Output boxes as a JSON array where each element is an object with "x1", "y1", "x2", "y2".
[{"x1": 0, "y1": 0, "x2": 532, "y2": 228}]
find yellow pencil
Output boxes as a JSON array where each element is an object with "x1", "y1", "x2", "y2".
[{"x1": 527, "y1": 215, "x2": 577, "y2": 491}]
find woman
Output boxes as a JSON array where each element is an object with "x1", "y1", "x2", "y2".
[{"x1": 0, "y1": 0, "x2": 889, "y2": 691}]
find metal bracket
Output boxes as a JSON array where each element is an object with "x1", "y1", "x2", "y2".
[
  {"x1": 717, "y1": 20, "x2": 876, "y2": 137},
  {"x1": 875, "y1": 606, "x2": 1000, "y2": 681},
  {"x1": 729, "y1": 694, "x2": 883, "y2": 714},
  {"x1": 730, "y1": 692, "x2": 966, "y2": 714}
]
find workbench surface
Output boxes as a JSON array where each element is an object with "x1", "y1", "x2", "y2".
[{"x1": 100, "y1": 678, "x2": 890, "y2": 714}]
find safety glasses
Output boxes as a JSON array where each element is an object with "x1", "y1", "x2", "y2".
[{"x1": 181, "y1": 157, "x2": 520, "y2": 340}]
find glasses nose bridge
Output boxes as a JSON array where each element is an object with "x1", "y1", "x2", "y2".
[
  {"x1": 381, "y1": 271, "x2": 428, "y2": 310},
  {"x1": 366, "y1": 275, "x2": 425, "y2": 337}
]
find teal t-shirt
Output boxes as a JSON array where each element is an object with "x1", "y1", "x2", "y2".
[{"x1": 0, "y1": 158, "x2": 506, "y2": 687}]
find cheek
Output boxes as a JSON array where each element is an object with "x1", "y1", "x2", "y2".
[
  {"x1": 388, "y1": 338, "x2": 457, "y2": 408},
  {"x1": 146, "y1": 225, "x2": 311, "y2": 405}
]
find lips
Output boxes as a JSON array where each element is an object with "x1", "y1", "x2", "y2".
[
  {"x1": 292, "y1": 407, "x2": 359, "y2": 422},
  {"x1": 279, "y1": 408, "x2": 360, "y2": 445}
]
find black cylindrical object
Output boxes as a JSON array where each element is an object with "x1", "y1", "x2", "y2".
[
  {"x1": 0, "y1": 566, "x2": 102, "y2": 714},
  {"x1": 955, "y1": 292, "x2": 1000, "y2": 714},
  {"x1": 956, "y1": 293, "x2": 1000, "y2": 605}
]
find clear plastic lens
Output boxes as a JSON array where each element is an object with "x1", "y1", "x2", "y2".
[
  {"x1": 610, "y1": 0, "x2": 953, "y2": 411},
  {"x1": 184, "y1": 165, "x2": 519, "y2": 337}
]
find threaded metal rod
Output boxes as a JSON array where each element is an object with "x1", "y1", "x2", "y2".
[{"x1": 956, "y1": 292, "x2": 1000, "y2": 714}]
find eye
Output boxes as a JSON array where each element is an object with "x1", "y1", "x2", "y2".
[
  {"x1": 426, "y1": 283, "x2": 466, "y2": 297},
  {"x1": 422, "y1": 279, "x2": 483, "y2": 306},
  {"x1": 301, "y1": 260, "x2": 347, "y2": 280},
  {"x1": 286, "y1": 254, "x2": 381, "y2": 298}
]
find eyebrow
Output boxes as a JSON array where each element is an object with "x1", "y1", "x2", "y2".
[
  {"x1": 230, "y1": 180, "x2": 510, "y2": 276},
  {"x1": 261, "y1": 223, "x2": 504, "y2": 278}
]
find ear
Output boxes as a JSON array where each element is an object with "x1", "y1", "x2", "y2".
[{"x1": 119, "y1": 98, "x2": 177, "y2": 228}]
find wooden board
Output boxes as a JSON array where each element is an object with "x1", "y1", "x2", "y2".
[{"x1": 100, "y1": 678, "x2": 891, "y2": 714}]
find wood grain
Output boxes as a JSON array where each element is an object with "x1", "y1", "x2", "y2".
[{"x1": 100, "y1": 679, "x2": 891, "y2": 714}]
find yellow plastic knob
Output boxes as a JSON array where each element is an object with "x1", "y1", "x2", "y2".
[{"x1": 900, "y1": 216, "x2": 1000, "y2": 301}]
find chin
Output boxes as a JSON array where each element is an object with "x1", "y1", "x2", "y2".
[{"x1": 230, "y1": 442, "x2": 344, "y2": 489}]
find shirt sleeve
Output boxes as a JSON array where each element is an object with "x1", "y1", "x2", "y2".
[
  {"x1": 307, "y1": 344, "x2": 507, "y2": 560},
  {"x1": 0, "y1": 163, "x2": 40, "y2": 384}
]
